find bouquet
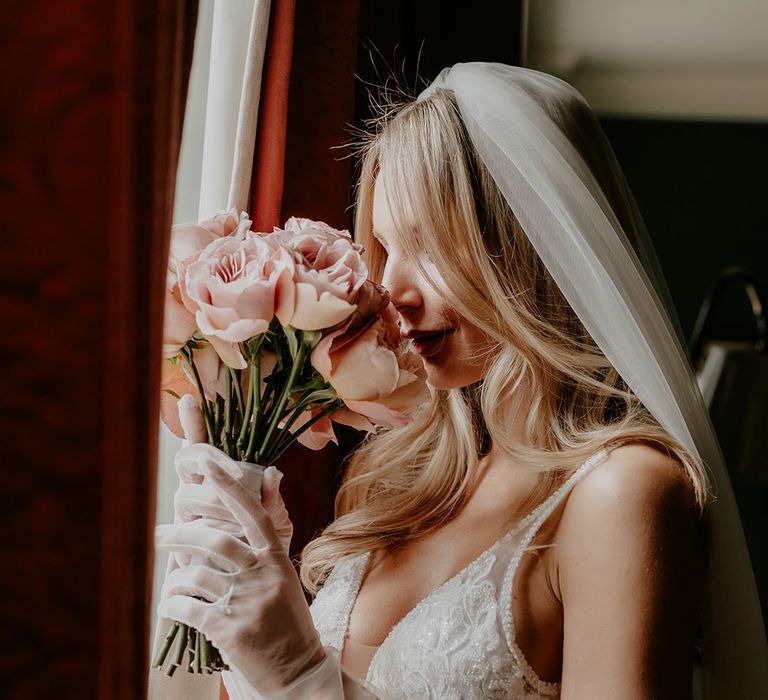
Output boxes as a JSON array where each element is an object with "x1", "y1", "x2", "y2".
[{"x1": 153, "y1": 210, "x2": 428, "y2": 676}]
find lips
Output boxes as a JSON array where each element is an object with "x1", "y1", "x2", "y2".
[{"x1": 402, "y1": 328, "x2": 453, "y2": 356}]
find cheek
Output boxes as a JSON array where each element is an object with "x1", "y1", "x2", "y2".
[{"x1": 422, "y1": 323, "x2": 493, "y2": 390}]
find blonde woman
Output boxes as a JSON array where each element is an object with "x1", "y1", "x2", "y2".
[{"x1": 156, "y1": 63, "x2": 767, "y2": 699}]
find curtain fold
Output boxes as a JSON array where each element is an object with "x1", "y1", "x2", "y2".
[
  {"x1": 248, "y1": 0, "x2": 362, "y2": 567},
  {"x1": 0, "y1": 1, "x2": 198, "y2": 698},
  {"x1": 249, "y1": 0, "x2": 296, "y2": 232},
  {"x1": 150, "y1": 2, "x2": 273, "y2": 698}
]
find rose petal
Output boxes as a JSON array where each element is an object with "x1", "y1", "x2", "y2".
[
  {"x1": 292, "y1": 412, "x2": 338, "y2": 451},
  {"x1": 328, "y1": 326, "x2": 400, "y2": 400},
  {"x1": 342, "y1": 399, "x2": 412, "y2": 429},
  {"x1": 163, "y1": 289, "x2": 197, "y2": 358},
  {"x1": 207, "y1": 335, "x2": 247, "y2": 369},
  {"x1": 288, "y1": 282, "x2": 356, "y2": 331}
]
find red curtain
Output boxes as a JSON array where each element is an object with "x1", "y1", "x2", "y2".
[
  {"x1": 0, "y1": 2, "x2": 198, "y2": 698},
  {"x1": 247, "y1": 0, "x2": 362, "y2": 564}
]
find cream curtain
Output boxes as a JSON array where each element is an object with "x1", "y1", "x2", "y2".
[{"x1": 149, "y1": 0, "x2": 272, "y2": 697}]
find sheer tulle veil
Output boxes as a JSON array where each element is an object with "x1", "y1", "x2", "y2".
[{"x1": 416, "y1": 62, "x2": 767, "y2": 698}]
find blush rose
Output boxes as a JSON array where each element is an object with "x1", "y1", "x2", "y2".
[{"x1": 272, "y1": 217, "x2": 368, "y2": 331}]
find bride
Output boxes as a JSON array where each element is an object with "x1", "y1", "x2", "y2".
[{"x1": 155, "y1": 63, "x2": 767, "y2": 699}]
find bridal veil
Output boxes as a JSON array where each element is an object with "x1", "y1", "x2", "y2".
[{"x1": 416, "y1": 62, "x2": 767, "y2": 698}]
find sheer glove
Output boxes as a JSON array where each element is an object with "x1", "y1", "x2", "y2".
[
  {"x1": 173, "y1": 442, "x2": 293, "y2": 555},
  {"x1": 174, "y1": 395, "x2": 293, "y2": 554},
  {"x1": 156, "y1": 455, "x2": 328, "y2": 697},
  {"x1": 161, "y1": 407, "x2": 386, "y2": 698}
]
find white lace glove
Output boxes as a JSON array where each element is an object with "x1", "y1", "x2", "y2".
[{"x1": 155, "y1": 452, "x2": 387, "y2": 699}]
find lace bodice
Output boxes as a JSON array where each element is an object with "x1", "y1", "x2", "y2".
[{"x1": 309, "y1": 444, "x2": 625, "y2": 699}]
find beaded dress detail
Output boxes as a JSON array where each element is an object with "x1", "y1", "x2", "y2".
[{"x1": 309, "y1": 443, "x2": 626, "y2": 699}]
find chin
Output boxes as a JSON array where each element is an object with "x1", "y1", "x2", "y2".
[{"x1": 424, "y1": 364, "x2": 483, "y2": 391}]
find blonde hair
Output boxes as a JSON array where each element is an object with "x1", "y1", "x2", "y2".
[{"x1": 299, "y1": 82, "x2": 710, "y2": 595}]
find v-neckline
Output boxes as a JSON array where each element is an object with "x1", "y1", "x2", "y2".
[
  {"x1": 337, "y1": 442, "x2": 623, "y2": 683},
  {"x1": 340, "y1": 511, "x2": 537, "y2": 683}
]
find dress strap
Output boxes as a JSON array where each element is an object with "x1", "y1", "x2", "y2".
[{"x1": 498, "y1": 439, "x2": 629, "y2": 695}]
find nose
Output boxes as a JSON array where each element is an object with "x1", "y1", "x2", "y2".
[{"x1": 381, "y1": 253, "x2": 422, "y2": 312}]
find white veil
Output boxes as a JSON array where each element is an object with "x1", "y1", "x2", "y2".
[{"x1": 417, "y1": 62, "x2": 767, "y2": 698}]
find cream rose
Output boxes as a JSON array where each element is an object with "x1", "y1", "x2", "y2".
[
  {"x1": 178, "y1": 234, "x2": 293, "y2": 368},
  {"x1": 311, "y1": 304, "x2": 430, "y2": 428},
  {"x1": 272, "y1": 218, "x2": 368, "y2": 331},
  {"x1": 163, "y1": 209, "x2": 248, "y2": 358}
]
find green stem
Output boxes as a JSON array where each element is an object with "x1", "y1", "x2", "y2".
[
  {"x1": 213, "y1": 396, "x2": 222, "y2": 442},
  {"x1": 194, "y1": 626, "x2": 201, "y2": 673},
  {"x1": 252, "y1": 343, "x2": 307, "y2": 462},
  {"x1": 237, "y1": 362, "x2": 256, "y2": 452},
  {"x1": 182, "y1": 349, "x2": 215, "y2": 444},
  {"x1": 244, "y1": 358, "x2": 263, "y2": 461},
  {"x1": 167, "y1": 622, "x2": 189, "y2": 677},
  {"x1": 271, "y1": 385, "x2": 334, "y2": 442},
  {"x1": 224, "y1": 370, "x2": 232, "y2": 436},
  {"x1": 152, "y1": 620, "x2": 179, "y2": 669},
  {"x1": 268, "y1": 399, "x2": 343, "y2": 463},
  {"x1": 200, "y1": 632, "x2": 212, "y2": 673},
  {"x1": 230, "y1": 367, "x2": 245, "y2": 416}
]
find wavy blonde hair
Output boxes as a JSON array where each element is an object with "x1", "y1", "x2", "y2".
[{"x1": 299, "y1": 82, "x2": 710, "y2": 595}]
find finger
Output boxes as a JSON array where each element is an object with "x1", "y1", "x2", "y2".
[
  {"x1": 157, "y1": 594, "x2": 215, "y2": 632},
  {"x1": 160, "y1": 563, "x2": 232, "y2": 604},
  {"x1": 155, "y1": 522, "x2": 258, "y2": 572},
  {"x1": 175, "y1": 482, "x2": 234, "y2": 522},
  {"x1": 262, "y1": 467, "x2": 293, "y2": 540},
  {"x1": 261, "y1": 466, "x2": 286, "y2": 513},
  {"x1": 205, "y1": 460, "x2": 282, "y2": 552},
  {"x1": 183, "y1": 515, "x2": 246, "y2": 538}
]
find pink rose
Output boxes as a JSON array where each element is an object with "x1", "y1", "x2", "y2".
[
  {"x1": 272, "y1": 217, "x2": 368, "y2": 331},
  {"x1": 178, "y1": 234, "x2": 293, "y2": 368},
  {"x1": 163, "y1": 209, "x2": 248, "y2": 358},
  {"x1": 159, "y1": 341, "x2": 228, "y2": 438},
  {"x1": 160, "y1": 361, "x2": 196, "y2": 438},
  {"x1": 289, "y1": 410, "x2": 338, "y2": 451},
  {"x1": 162, "y1": 272, "x2": 198, "y2": 358},
  {"x1": 170, "y1": 208, "x2": 247, "y2": 264},
  {"x1": 311, "y1": 304, "x2": 430, "y2": 428},
  {"x1": 159, "y1": 342, "x2": 226, "y2": 438}
]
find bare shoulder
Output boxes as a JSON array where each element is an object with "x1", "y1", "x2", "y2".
[
  {"x1": 551, "y1": 441, "x2": 705, "y2": 696},
  {"x1": 550, "y1": 439, "x2": 705, "y2": 607},
  {"x1": 561, "y1": 441, "x2": 700, "y2": 537}
]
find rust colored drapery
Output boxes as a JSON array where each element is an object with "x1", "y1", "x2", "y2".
[
  {"x1": 246, "y1": 0, "x2": 362, "y2": 566},
  {"x1": 0, "y1": 2, "x2": 198, "y2": 698}
]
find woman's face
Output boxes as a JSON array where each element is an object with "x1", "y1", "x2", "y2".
[{"x1": 372, "y1": 174, "x2": 494, "y2": 390}]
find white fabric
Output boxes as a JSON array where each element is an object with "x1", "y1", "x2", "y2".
[
  {"x1": 306, "y1": 443, "x2": 625, "y2": 699},
  {"x1": 416, "y1": 62, "x2": 767, "y2": 699},
  {"x1": 198, "y1": 0, "x2": 272, "y2": 220},
  {"x1": 149, "y1": 1, "x2": 272, "y2": 697}
]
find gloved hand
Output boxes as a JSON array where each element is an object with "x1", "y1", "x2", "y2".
[
  {"x1": 173, "y1": 395, "x2": 293, "y2": 555},
  {"x1": 160, "y1": 397, "x2": 386, "y2": 699},
  {"x1": 156, "y1": 455, "x2": 327, "y2": 697},
  {"x1": 173, "y1": 443, "x2": 294, "y2": 556}
]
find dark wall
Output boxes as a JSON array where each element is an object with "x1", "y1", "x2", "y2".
[
  {"x1": 347, "y1": 1, "x2": 525, "y2": 229},
  {"x1": 602, "y1": 116, "x2": 768, "y2": 626},
  {"x1": 600, "y1": 117, "x2": 768, "y2": 347}
]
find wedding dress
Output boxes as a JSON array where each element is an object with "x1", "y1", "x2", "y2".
[{"x1": 304, "y1": 441, "x2": 627, "y2": 699}]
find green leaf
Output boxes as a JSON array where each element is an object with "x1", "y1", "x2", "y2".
[
  {"x1": 302, "y1": 329, "x2": 322, "y2": 350},
  {"x1": 283, "y1": 326, "x2": 300, "y2": 359}
]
